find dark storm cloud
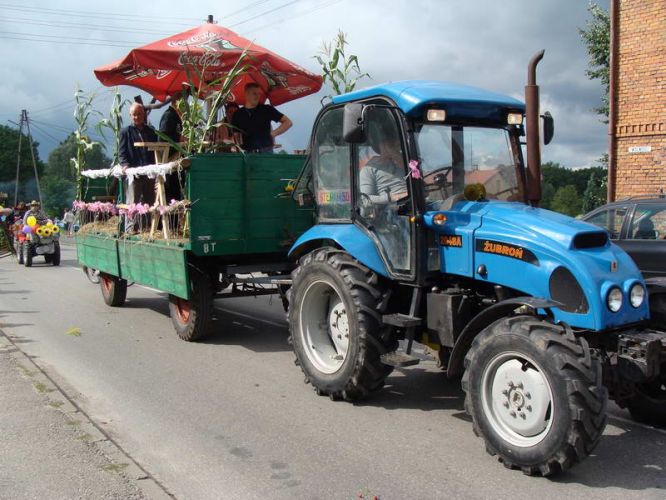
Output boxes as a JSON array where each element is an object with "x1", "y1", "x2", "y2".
[{"x1": 0, "y1": 0, "x2": 610, "y2": 168}]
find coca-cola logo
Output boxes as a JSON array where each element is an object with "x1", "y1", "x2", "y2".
[
  {"x1": 177, "y1": 52, "x2": 224, "y2": 68},
  {"x1": 167, "y1": 31, "x2": 216, "y2": 48}
]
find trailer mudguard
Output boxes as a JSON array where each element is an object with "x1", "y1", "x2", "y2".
[{"x1": 288, "y1": 224, "x2": 389, "y2": 277}]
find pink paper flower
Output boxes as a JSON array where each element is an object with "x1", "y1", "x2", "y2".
[{"x1": 408, "y1": 160, "x2": 422, "y2": 180}]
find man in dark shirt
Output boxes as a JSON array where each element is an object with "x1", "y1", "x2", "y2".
[
  {"x1": 231, "y1": 83, "x2": 292, "y2": 153},
  {"x1": 119, "y1": 103, "x2": 158, "y2": 205},
  {"x1": 159, "y1": 92, "x2": 183, "y2": 200}
]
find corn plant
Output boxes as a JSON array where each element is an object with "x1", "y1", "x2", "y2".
[
  {"x1": 314, "y1": 30, "x2": 370, "y2": 96},
  {"x1": 156, "y1": 47, "x2": 251, "y2": 156},
  {"x1": 72, "y1": 87, "x2": 101, "y2": 200},
  {"x1": 96, "y1": 88, "x2": 129, "y2": 165}
]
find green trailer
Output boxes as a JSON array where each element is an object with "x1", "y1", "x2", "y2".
[{"x1": 76, "y1": 153, "x2": 313, "y2": 340}]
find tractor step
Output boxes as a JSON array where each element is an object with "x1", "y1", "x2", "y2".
[
  {"x1": 380, "y1": 351, "x2": 421, "y2": 367},
  {"x1": 382, "y1": 313, "x2": 422, "y2": 328}
]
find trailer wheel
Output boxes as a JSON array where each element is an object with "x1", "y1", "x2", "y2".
[
  {"x1": 83, "y1": 266, "x2": 101, "y2": 284},
  {"x1": 288, "y1": 247, "x2": 395, "y2": 401},
  {"x1": 627, "y1": 373, "x2": 666, "y2": 427},
  {"x1": 24, "y1": 243, "x2": 32, "y2": 267},
  {"x1": 462, "y1": 315, "x2": 607, "y2": 476},
  {"x1": 100, "y1": 273, "x2": 127, "y2": 307},
  {"x1": 168, "y1": 269, "x2": 212, "y2": 342},
  {"x1": 52, "y1": 242, "x2": 60, "y2": 266}
]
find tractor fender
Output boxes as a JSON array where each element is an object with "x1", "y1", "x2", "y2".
[
  {"x1": 447, "y1": 296, "x2": 562, "y2": 378},
  {"x1": 288, "y1": 224, "x2": 389, "y2": 277}
]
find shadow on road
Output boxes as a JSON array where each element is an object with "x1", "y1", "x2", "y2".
[
  {"x1": 121, "y1": 297, "x2": 292, "y2": 353},
  {"x1": 357, "y1": 367, "x2": 465, "y2": 412},
  {"x1": 204, "y1": 309, "x2": 291, "y2": 353},
  {"x1": 554, "y1": 418, "x2": 666, "y2": 489},
  {"x1": 0, "y1": 289, "x2": 32, "y2": 295}
]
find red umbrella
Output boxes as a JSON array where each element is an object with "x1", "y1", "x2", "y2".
[{"x1": 94, "y1": 23, "x2": 323, "y2": 105}]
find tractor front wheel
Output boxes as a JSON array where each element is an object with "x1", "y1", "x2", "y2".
[
  {"x1": 288, "y1": 247, "x2": 396, "y2": 401},
  {"x1": 462, "y1": 315, "x2": 607, "y2": 476},
  {"x1": 100, "y1": 273, "x2": 127, "y2": 307},
  {"x1": 168, "y1": 268, "x2": 213, "y2": 342}
]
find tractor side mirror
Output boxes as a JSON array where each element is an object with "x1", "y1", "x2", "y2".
[
  {"x1": 343, "y1": 103, "x2": 366, "y2": 143},
  {"x1": 542, "y1": 111, "x2": 554, "y2": 145}
]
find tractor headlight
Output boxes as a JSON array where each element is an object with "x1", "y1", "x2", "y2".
[
  {"x1": 607, "y1": 287, "x2": 623, "y2": 312},
  {"x1": 507, "y1": 112, "x2": 523, "y2": 125},
  {"x1": 629, "y1": 283, "x2": 645, "y2": 308}
]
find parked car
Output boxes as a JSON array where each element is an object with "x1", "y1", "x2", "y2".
[{"x1": 582, "y1": 195, "x2": 666, "y2": 278}]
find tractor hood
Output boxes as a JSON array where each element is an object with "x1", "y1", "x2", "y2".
[
  {"x1": 427, "y1": 200, "x2": 650, "y2": 331},
  {"x1": 475, "y1": 202, "x2": 607, "y2": 249}
]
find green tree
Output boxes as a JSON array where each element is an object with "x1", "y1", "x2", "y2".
[
  {"x1": 0, "y1": 124, "x2": 45, "y2": 203},
  {"x1": 41, "y1": 175, "x2": 76, "y2": 218},
  {"x1": 579, "y1": 2, "x2": 610, "y2": 119},
  {"x1": 46, "y1": 133, "x2": 109, "y2": 181},
  {"x1": 315, "y1": 30, "x2": 370, "y2": 96},
  {"x1": 551, "y1": 185, "x2": 582, "y2": 217},
  {"x1": 582, "y1": 170, "x2": 607, "y2": 212}
]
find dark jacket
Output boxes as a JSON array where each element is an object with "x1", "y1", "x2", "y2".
[{"x1": 119, "y1": 125, "x2": 158, "y2": 167}]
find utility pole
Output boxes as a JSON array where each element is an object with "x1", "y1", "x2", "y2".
[
  {"x1": 12, "y1": 109, "x2": 42, "y2": 206},
  {"x1": 13, "y1": 110, "x2": 25, "y2": 206}
]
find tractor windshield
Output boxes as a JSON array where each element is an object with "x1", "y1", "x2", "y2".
[{"x1": 415, "y1": 124, "x2": 524, "y2": 207}]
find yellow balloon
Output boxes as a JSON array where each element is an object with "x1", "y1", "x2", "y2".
[{"x1": 27, "y1": 215, "x2": 37, "y2": 227}]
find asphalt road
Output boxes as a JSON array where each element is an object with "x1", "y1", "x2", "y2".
[{"x1": 0, "y1": 243, "x2": 665, "y2": 499}]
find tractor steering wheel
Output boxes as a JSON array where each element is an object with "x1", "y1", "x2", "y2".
[{"x1": 423, "y1": 165, "x2": 453, "y2": 197}]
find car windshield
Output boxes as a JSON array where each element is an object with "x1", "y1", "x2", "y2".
[{"x1": 415, "y1": 124, "x2": 523, "y2": 206}]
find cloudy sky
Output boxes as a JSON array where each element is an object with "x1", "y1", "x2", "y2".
[{"x1": 0, "y1": 0, "x2": 609, "y2": 169}]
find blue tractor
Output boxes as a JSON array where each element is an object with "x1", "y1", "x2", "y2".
[{"x1": 286, "y1": 53, "x2": 666, "y2": 475}]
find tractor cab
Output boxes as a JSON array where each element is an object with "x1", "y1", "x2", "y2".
[{"x1": 291, "y1": 80, "x2": 534, "y2": 283}]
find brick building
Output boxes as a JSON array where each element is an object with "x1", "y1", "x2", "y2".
[{"x1": 609, "y1": 0, "x2": 666, "y2": 200}]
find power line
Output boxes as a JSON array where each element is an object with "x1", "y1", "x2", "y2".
[
  {"x1": 0, "y1": 17, "x2": 174, "y2": 37},
  {"x1": 229, "y1": 0, "x2": 304, "y2": 29},
  {"x1": 242, "y1": 0, "x2": 343, "y2": 35},
  {"x1": 31, "y1": 119, "x2": 74, "y2": 134},
  {"x1": 0, "y1": 3, "x2": 201, "y2": 25},
  {"x1": 0, "y1": 34, "x2": 136, "y2": 48},
  {"x1": 219, "y1": 0, "x2": 275, "y2": 20},
  {"x1": 0, "y1": 30, "x2": 148, "y2": 45},
  {"x1": 28, "y1": 121, "x2": 64, "y2": 145}
]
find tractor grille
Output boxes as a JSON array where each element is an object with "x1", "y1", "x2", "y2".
[{"x1": 549, "y1": 266, "x2": 589, "y2": 314}]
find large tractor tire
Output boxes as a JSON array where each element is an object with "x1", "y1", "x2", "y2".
[
  {"x1": 626, "y1": 371, "x2": 666, "y2": 427},
  {"x1": 288, "y1": 247, "x2": 396, "y2": 401},
  {"x1": 462, "y1": 315, "x2": 607, "y2": 476},
  {"x1": 24, "y1": 243, "x2": 33, "y2": 267},
  {"x1": 51, "y1": 242, "x2": 60, "y2": 266},
  {"x1": 100, "y1": 273, "x2": 127, "y2": 307},
  {"x1": 168, "y1": 268, "x2": 213, "y2": 342}
]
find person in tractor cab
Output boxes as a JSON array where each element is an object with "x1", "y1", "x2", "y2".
[
  {"x1": 359, "y1": 120, "x2": 408, "y2": 204},
  {"x1": 23, "y1": 200, "x2": 47, "y2": 225},
  {"x1": 231, "y1": 83, "x2": 292, "y2": 153}
]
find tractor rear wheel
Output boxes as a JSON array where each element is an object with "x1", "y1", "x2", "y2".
[
  {"x1": 168, "y1": 268, "x2": 213, "y2": 342},
  {"x1": 100, "y1": 273, "x2": 127, "y2": 307},
  {"x1": 462, "y1": 315, "x2": 607, "y2": 476},
  {"x1": 288, "y1": 247, "x2": 396, "y2": 401}
]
